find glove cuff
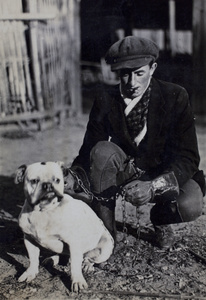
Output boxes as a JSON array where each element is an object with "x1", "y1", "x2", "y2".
[{"x1": 151, "y1": 172, "x2": 179, "y2": 201}]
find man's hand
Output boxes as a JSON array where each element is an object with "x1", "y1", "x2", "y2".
[
  {"x1": 124, "y1": 172, "x2": 179, "y2": 207},
  {"x1": 124, "y1": 180, "x2": 153, "y2": 207}
]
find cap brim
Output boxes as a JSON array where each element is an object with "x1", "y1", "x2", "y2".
[{"x1": 111, "y1": 57, "x2": 154, "y2": 71}]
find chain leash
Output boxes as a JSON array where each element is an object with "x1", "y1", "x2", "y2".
[
  {"x1": 120, "y1": 188, "x2": 141, "y2": 245},
  {"x1": 68, "y1": 169, "x2": 113, "y2": 202},
  {"x1": 120, "y1": 188, "x2": 128, "y2": 244}
]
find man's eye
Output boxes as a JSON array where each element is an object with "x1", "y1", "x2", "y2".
[
  {"x1": 135, "y1": 72, "x2": 144, "y2": 76},
  {"x1": 30, "y1": 179, "x2": 39, "y2": 185}
]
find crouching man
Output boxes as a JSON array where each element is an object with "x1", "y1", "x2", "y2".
[{"x1": 67, "y1": 36, "x2": 205, "y2": 249}]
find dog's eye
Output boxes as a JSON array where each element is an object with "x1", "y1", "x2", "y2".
[
  {"x1": 54, "y1": 178, "x2": 60, "y2": 184},
  {"x1": 30, "y1": 179, "x2": 39, "y2": 185}
]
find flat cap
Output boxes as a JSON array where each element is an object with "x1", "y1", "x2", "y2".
[{"x1": 105, "y1": 36, "x2": 159, "y2": 71}]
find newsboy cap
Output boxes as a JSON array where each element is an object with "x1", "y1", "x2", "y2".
[{"x1": 105, "y1": 36, "x2": 159, "y2": 71}]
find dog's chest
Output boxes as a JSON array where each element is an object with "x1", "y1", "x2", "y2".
[{"x1": 19, "y1": 210, "x2": 57, "y2": 243}]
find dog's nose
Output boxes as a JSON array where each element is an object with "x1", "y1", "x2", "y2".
[{"x1": 42, "y1": 182, "x2": 53, "y2": 192}]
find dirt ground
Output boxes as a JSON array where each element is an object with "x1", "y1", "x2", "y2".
[{"x1": 0, "y1": 114, "x2": 206, "y2": 300}]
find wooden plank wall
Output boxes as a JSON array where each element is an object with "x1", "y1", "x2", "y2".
[
  {"x1": 0, "y1": 0, "x2": 34, "y2": 116},
  {"x1": 0, "y1": 0, "x2": 81, "y2": 125}
]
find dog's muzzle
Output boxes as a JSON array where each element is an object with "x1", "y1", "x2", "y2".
[
  {"x1": 42, "y1": 182, "x2": 53, "y2": 192},
  {"x1": 31, "y1": 182, "x2": 63, "y2": 206}
]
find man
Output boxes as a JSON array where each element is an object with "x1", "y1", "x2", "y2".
[{"x1": 69, "y1": 36, "x2": 205, "y2": 249}]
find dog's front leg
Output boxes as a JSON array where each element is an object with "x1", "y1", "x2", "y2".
[
  {"x1": 70, "y1": 246, "x2": 88, "y2": 292},
  {"x1": 18, "y1": 236, "x2": 40, "y2": 282}
]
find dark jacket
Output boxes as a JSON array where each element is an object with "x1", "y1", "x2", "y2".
[{"x1": 73, "y1": 78, "x2": 204, "y2": 190}]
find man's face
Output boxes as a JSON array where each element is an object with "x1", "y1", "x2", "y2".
[{"x1": 119, "y1": 63, "x2": 157, "y2": 99}]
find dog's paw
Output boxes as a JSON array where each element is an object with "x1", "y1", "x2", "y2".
[
  {"x1": 42, "y1": 255, "x2": 59, "y2": 266},
  {"x1": 18, "y1": 268, "x2": 38, "y2": 283},
  {"x1": 82, "y1": 258, "x2": 95, "y2": 273},
  {"x1": 71, "y1": 276, "x2": 88, "y2": 292}
]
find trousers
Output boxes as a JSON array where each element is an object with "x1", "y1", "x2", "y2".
[{"x1": 90, "y1": 141, "x2": 203, "y2": 226}]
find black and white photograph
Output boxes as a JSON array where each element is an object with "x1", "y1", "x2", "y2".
[{"x1": 0, "y1": 0, "x2": 206, "y2": 299}]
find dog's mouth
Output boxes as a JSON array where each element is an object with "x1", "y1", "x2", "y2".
[
  {"x1": 42, "y1": 191, "x2": 56, "y2": 200},
  {"x1": 32, "y1": 190, "x2": 63, "y2": 207},
  {"x1": 39, "y1": 191, "x2": 62, "y2": 201}
]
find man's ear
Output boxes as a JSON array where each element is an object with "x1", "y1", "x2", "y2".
[
  {"x1": 150, "y1": 62, "x2": 157, "y2": 75},
  {"x1": 15, "y1": 164, "x2": 27, "y2": 184}
]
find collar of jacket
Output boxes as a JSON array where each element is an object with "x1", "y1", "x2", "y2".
[{"x1": 107, "y1": 78, "x2": 167, "y2": 157}]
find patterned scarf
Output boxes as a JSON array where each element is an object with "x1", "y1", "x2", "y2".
[{"x1": 125, "y1": 83, "x2": 152, "y2": 141}]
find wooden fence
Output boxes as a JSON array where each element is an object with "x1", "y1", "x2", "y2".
[{"x1": 0, "y1": 0, "x2": 81, "y2": 129}]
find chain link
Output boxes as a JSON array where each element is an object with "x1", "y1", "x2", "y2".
[
  {"x1": 129, "y1": 157, "x2": 145, "y2": 178},
  {"x1": 68, "y1": 169, "x2": 114, "y2": 202},
  {"x1": 121, "y1": 188, "x2": 128, "y2": 244}
]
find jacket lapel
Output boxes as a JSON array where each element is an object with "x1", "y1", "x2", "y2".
[
  {"x1": 146, "y1": 78, "x2": 166, "y2": 144},
  {"x1": 108, "y1": 89, "x2": 136, "y2": 149},
  {"x1": 108, "y1": 93, "x2": 130, "y2": 139}
]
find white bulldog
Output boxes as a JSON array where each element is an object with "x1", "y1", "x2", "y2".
[{"x1": 15, "y1": 161, "x2": 114, "y2": 292}]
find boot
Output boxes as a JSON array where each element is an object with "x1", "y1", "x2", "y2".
[
  {"x1": 154, "y1": 224, "x2": 175, "y2": 249},
  {"x1": 150, "y1": 201, "x2": 182, "y2": 249},
  {"x1": 91, "y1": 199, "x2": 117, "y2": 242},
  {"x1": 150, "y1": 201, "x2": 182, "y2": 225}
]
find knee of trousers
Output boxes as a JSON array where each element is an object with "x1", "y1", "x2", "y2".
[
  {"x1": 177, "y1": 179, "x2": 203, "y2": 222},
  {"x1": 90, "y1": 141, "x2": 127, "y2": 167},
  {"x1": 90, "y1": 141, "x2": 127, "y2": 195},
  {"x1": 150, "y1": 179, "x2": 203, "y2": 225}
]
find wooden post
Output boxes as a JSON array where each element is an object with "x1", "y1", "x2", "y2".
[
  {"x1": 192, "y1": 0, "x2": 206, "y2": 115},
  {"x1": 75, "y1": 0, "x2": 82, "y2": 115},
  {"x1": 68, "y1": 0, "x2": 82, "y2": 115},
  {"x1": 25, "y1": 0, "x2": 44, "y2": 112},
  {"x1": 169, "y1": 0, "x2": 176, "y2": 56}
]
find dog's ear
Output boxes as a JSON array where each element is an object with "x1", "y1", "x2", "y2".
[
  {"x1": 56, "y1": 161, "x2": 64, "y2": 168},
  {"x1": 15, "y1": 164, "x2": 27, "y2": 184},
  {"x1": 55, "y1": 161, "x2": 68, "y2": 176}
]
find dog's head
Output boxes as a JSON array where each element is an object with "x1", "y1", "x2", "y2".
[{"x1": 15, "y1": 161, "x2": 65, "y2": 207}]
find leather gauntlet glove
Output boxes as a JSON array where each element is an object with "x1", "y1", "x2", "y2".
[
  {"x1": 151, "y1": 171, "x2": 179, "y2": 201},
  {"x1": 124, "y1": 171, "x2": 179, "y2": 207}
]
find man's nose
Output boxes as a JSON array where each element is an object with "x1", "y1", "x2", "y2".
[{"x1": 128, "y1": 73, "x2": 136, "y2": 86}]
